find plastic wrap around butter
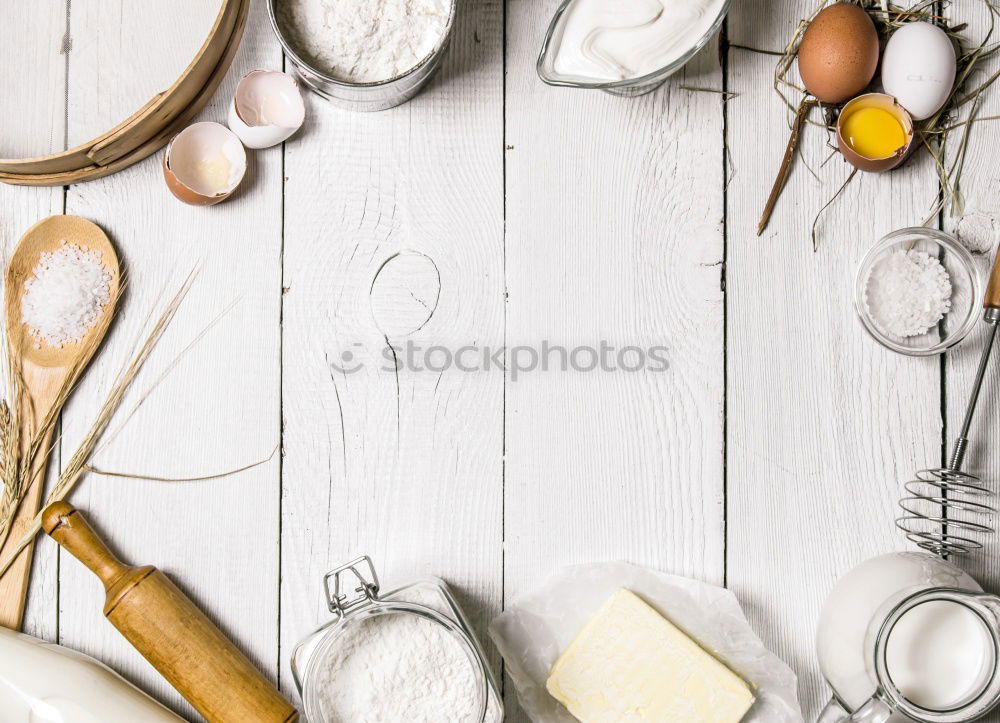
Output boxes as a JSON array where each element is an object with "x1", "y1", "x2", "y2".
[{"x1": 489, "y1": 562, "x2": 803, "y2": 723}]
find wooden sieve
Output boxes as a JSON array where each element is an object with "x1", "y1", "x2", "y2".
[{"x1": 0, "y1": 0, "x2": 250, "y2": 187}]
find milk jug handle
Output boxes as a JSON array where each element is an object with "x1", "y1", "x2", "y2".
[
  {"x1": 817, "y1": 695, "x2": 893, "y2": 723},
  {"x1": 981, "y1": 593, "x2": 1000, "y2": 623}
]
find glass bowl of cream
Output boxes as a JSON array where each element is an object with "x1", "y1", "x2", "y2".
[{"x1": 537, "y1": 0, "x2": 731, "y2": 96}]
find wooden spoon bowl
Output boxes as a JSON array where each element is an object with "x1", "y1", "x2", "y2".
[
  {"x1": 0, "y1": 215, "x2": 120, "y2": 629},
  {"x1": 5, "y1": 215, "x2": 121, "y2": 368}
]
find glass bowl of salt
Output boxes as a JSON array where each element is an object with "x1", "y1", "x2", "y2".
[{"x1": 855, "y1": 227, "x2": 982, "y2": 356}]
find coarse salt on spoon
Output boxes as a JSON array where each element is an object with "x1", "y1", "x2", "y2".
[{"x1": 0, "y1": 215, "x2": 120, "y2": 630}]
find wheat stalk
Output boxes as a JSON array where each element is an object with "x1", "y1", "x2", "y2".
[
  {"x1": 47, "y1": 273, "x2": 196, "y2": 507},
  {"x1": 0, "y1": 272, "x2": 272, "y2": 582},
  {"x1": 0, "y1": 346, "x2": 92, "y2": 552},
  {"x1": 0, "y1": 272, "x2": 195, "y2": 580}
]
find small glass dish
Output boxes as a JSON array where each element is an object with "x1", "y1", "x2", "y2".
[
  {"x1": 267, "y1": 0, "x2": 457, "y2": 111},
  {"x1": 855, "y1": 227, "x2": 982, "y2": 356},
  {"x1": 536, "y1": 0, "x2": 731, "y2": 96}
]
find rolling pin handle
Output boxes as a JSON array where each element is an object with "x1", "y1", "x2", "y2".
[{"x1": 42, "y1": 501, "x2": 130, "y2": 587}]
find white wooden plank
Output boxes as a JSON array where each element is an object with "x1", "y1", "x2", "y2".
[
  {"x1": 279, "y1": 0, "x2": 505, "y2": 708},
  {"x1": 727, "y1": 1, "x2": 944, "y2": 717},
  {"x1": 0, "y1": 2, "x2": 66, "y2": 158},
  {"x1": 0, "y1": 1, "x2": 66, "y2": 641},
  {"x1": 943, "y1": 6, "x2": 1000, "y2": 704},
  {"x1": 504, "y1": 2, "x2": 726, "y2": 720},
  {"x1": 53, "y1": 0, "x2": 282, "y2": 717}
]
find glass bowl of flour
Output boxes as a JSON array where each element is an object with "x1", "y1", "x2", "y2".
[
  {"x1": 269, "y1": 0, "x2": 457, "y2": 111},
  {"x1": 855, "y1": 228, "x2": 982, "y2": 356}
]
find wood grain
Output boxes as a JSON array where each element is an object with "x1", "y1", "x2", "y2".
[
  {"x1": 64, "y1": 0, "x2": 222, "y2": 150},
  {"x1": 0, "y1": 2, "x2": 66, "y2": 158},
  {"x1": 943, "y1": 8, "x2": 1000, "y2": 706},
  {"x1": 52, "y1": 0, "x2": 283, "y2": 718},
  {"x1": 504, "y1": 1, "x2": 726, "y2": 720},
  {"x1": 279, "y1": 0, "x2": 505, "y2": 709},
  {"x1": 2, "y1": 1, "x2": 1000, "y2": 721},
  {"x1": 727, "y1": 2, "x2": 945, "y2": 717},
  {"x1": 0, "y1": 0, "x2": 67, "y2": 645}
]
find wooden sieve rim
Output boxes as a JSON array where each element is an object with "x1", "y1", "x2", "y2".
[{"x1": 0, "y1": 0, "x2": 249, "y2": 185}]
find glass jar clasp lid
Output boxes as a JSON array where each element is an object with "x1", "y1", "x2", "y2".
[{"x1": 324, "y1": 555, "x2": 381, "y2": 618}]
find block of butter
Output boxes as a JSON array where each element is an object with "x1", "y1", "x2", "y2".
[{"x1": 546, "y1": 588, "x2": 755, "y2": 722}]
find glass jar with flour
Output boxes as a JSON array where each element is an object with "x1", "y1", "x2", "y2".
[
  {"x1": 291, "y1": 556, "x2": 503, "y2": 723},
  {"x1": 816, "y1": 552, "x2": 1000, "y2": 722}
]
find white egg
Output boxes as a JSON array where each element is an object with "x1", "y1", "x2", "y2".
[
  {"x1": 228, "y1": 70, "x2": 305, "y2": 150},
  {"x1": 881, "y1": 22, "x2": 956, "y2": 121}
]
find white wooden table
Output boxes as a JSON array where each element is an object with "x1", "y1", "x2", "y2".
[{"x1": 3, "y1": 0, "x2": 1000, "y2": 721}]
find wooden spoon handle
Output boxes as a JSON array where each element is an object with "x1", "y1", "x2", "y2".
[
  {"x1": 0, "y1": 426, "x2": 55, "y2": 629},
  {"x1": 986, "y1": 246, "x2": 1000, "y2": 310},
  {"x1": 42, "y1": 501, "x2": 132, "y2": 588}
]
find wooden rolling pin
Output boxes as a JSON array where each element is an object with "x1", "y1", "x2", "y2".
[{"x1": 42, "y1": 501, "x2": 298, "y2": 723}]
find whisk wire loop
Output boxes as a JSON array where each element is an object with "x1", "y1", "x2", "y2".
[
  {"x1": 896, "y1": 310, "x2": 1000, "y2": 556},
  {"x1": 896, "y1": 467, "x2": 996, "y2": 555}
]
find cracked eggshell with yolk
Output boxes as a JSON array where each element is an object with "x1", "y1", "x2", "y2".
[
  {"x1": 228, "y1": 70, "x2": 305, "y2": 149},
  {"x1": 836, "y1": 93, "x2": 914, "y2": 173},
  {"x1": 163, "y1": 122, "x2": 247, "y2": 206}
]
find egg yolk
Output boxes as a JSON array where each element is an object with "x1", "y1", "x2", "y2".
[{"x1": 842, "y1": 107, "x2": 908, "y2": 160}]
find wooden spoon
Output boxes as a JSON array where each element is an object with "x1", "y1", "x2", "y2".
[{"x1": 0, "y1": 215, "x2": 120, "y2": 629}]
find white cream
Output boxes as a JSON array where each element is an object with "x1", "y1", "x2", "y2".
[{"x1": 551, "y1": 0, "x2": 726, "y2": 82}]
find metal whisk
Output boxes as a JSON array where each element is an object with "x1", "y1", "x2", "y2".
[{"x1": 896, "y1": 253, "x2": 1000, "y2": 556}]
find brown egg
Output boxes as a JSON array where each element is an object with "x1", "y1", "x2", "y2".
[{"x1": 797, "y1": 3, "x2": 880, "y2": 104}]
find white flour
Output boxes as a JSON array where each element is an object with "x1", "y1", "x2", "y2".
[
  {"x1": 315, "y1": 608, "x2": 481, "y2": 722},
  {"x1": 279, "y1": 0, "x2": 452, "y2": 83},
  {"x1": 864, "y1": 249, "x2": 952, "y2": 338},
  {"x1": 956, "y1": 211, "x2": 998, "y2": 254}
]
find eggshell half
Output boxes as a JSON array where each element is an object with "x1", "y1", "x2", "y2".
[
  {"x1": 163, "y1": 122, "x2": 247, "y2": 206},
  {"x1": 836, "y1": 93, "x2": 915, "y2": 173},
  {"x1": 228, "y1": 70, "x2": 305, "y2": 149},
  {"x1": 882, "y1": 22, "x2": 957, "y2": 121},
  {"x1": 798, "y1": 3, "x2": 880, "y2": 104}
]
